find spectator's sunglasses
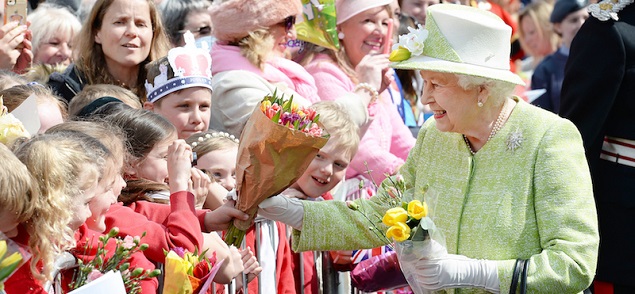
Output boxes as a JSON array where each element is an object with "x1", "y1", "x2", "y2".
[
  {"x1": 282, "y1": 15, "x2": 296, "y2": 33},
  {"x1": 179, "y1": 25, "x2": 212, "y2": 36}
]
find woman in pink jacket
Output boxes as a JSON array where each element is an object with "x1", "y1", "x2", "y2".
[{"x1": 299, "y1": 0, "x2": 415, "y2": 192}]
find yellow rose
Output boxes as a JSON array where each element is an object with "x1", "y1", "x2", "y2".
[
  {"x1": 386, "y1": 222, "x2": 411, "y2": 242},
  {"x1": 389, "y1": 46, "x2": 412, "y2": 62},
  {"x1": 407, "y1": 200, "x2": 428, "y2": 220},
  {"x1": 382, "y1": 207, "x2": 408, "y2": 226}
]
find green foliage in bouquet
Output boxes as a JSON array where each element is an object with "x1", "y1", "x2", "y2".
[{"x1": 69, "y1": 228, "x2": 160, "y2": 294}]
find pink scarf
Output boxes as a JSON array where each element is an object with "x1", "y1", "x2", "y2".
[{"x1": 211, "y1": 44, "x2": 320, "y2": 103}]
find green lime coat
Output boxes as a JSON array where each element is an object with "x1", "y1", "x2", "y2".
[{"x1": 292, "y1": 98, "x2": 598, "y2": 293}]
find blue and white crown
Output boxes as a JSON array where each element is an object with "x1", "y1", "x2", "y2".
[{"x1": 145, "y1": 31, "x2": 213, "y2": 103}]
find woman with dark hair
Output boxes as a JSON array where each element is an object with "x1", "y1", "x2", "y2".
[
  {"x1": 47, "y1": 0, "x2": 171, "y2": 102},
  {"x1": 159, "y1": 0, "x2": 213, "y2": 48}
]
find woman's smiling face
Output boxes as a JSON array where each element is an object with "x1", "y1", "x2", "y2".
[
  {"x1": 338, "y1": 6, "x2": 391, "y2": 67},
  {"x1": 419, "y1": 70, "x2": 482, "y2": 134}
]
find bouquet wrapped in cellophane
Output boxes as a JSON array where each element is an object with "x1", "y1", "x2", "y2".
[
  {"x1": 162, "y1": 247, "x2": 224, "y2": 294},
  {"x1": 347, "y1": 176, "x2": 447, "y2": 294},
  {"x1": 224, "y1": 91, "x2": 329, "y2": 247},
  {"x1": 381, "y1": 181, "x2": 446, "y2": 294}
]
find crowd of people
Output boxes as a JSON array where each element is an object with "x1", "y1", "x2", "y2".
[{"x1": 0, "y1": 0, "x2": 631, "y2": 293}]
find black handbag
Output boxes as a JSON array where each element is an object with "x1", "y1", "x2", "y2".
[{"x1": 509, "y1": 259, "x2": 529, "y2": 294}]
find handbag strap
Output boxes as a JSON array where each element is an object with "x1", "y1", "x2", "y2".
[
  {"x1": 509, "y1": 259, "x2": 527, "y2": 294},
  {"x1": 519, "y1": 259, "x2": 530, "y2": 294}
]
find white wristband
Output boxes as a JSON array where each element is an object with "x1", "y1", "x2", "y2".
[{"x1": 355, "y1": 82, "x2": 379, "y2": 104}]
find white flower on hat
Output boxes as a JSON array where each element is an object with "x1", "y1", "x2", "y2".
[
  {"x1": 403, "y1": 25, "x2": 428, "y2": 56},
  {"x1": 390, "y1": 24, "x2": 428, "y2": 62}
]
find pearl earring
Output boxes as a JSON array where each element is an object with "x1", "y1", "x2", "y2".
[
  {"x1": 338, "y1": 31, "x2": 345, "y2": 39},
  {"x1": 477, "y1": 101, "x2": 484, "y2": 107}
]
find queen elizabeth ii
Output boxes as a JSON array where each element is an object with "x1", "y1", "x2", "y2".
[{"x1": 258, "y1": 4, "x2": 598, "y2": 293}]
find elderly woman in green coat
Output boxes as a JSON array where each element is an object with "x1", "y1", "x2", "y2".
[{"x1": 259, "y1": 4, "x2": 598, "y2": 293}]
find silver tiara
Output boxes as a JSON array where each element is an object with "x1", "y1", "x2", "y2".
[{"x1": 191, "y1": 132, "x2": 239, "y2": 147}]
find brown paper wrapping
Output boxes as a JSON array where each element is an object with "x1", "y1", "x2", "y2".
[{"x1": 232, "y1": 106, "x2": 328, "y2": 230}]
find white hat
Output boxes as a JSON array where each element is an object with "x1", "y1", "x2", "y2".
[
  {"x1": 390, "y1": 4, "x2": 525, "y2": 86},
  {"x1": 336, "y1": 0, "x2": 393, "y2": 24}
]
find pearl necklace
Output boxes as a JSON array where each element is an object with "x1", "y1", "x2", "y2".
[{"x1": 463, "y1": 101, "x2": 508, "y2": 155}]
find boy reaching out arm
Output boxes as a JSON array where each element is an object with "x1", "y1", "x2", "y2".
[{"x1": 276, "y1": 100, "x2": 362, "y2": 294}]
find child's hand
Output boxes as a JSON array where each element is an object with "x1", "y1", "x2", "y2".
[
  {"x1": 239, "y1": 247, "x2": 262, "y2": 284},
  {"x1": 203, "y1": 199, "x2": 249, "y2": 232},
  {"x1": 204, "y1": 181, "x2": 228, "y2": 210},
  {"x1": 167, "y1": 140, "x2": 193, "y2": 193},
  {"x1": 190, "y1": 167, "x2": 211, "y2": 209}
]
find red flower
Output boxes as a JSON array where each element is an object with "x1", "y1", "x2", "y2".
[{"x1": 192, "y1": 259, "x2": 211, "y2": 279}]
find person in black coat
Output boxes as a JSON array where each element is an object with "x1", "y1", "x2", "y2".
[{"x1": 560, "y1": 1, "x2": 635, "y2": 293}]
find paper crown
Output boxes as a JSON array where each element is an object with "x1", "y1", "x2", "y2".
[{"x1": 145, "y1": 31, "x2": 213, "y2": 103}]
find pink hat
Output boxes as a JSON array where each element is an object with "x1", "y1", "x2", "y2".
[
  {"x1": 336, "y1": 0, "x2": 393, "y2": 24},
  {"x1": 210, "y1": 0, "x2": 302, "y2": 42}
]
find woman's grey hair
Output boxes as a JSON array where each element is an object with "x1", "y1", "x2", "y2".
[
  {"x1": 456, "y1": 74, "x2": 517, "y2": 105},
  {"x1": 159, "y1": 0, "x2": 212, "y2": 46},
  {"x1": 27, "y1": 3, "x2": 82, "y2": 58}
]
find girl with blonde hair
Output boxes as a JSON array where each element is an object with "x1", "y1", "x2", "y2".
[
  {"x1": 5, "y1": 132, "x2": 107, "y2": 292},
  {"x1": 186, "y1": 130, "x2": 240, "y2": 209},
  {"x1": 98, "y1": 108, "x2": 251, "y2": 284}
]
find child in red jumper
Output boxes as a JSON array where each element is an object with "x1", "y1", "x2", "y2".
[
  {"x1": 101, "y1": 108, "x2": 247, "y2": 284},
  {"x1": 5, "y1": 132, "x2": 159, "y2": 293}
]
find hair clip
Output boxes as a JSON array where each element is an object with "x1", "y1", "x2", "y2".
[{"x1": 191, "y1": 132, "x2": 239, "y2": 147}]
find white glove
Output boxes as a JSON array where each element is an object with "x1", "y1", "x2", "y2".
[
  {"x1": 258, "y1": 195, "x2": 304, "y2": 230},
  {"x1": 410, "y1": 254, "x2": 500, "y2": 293}
]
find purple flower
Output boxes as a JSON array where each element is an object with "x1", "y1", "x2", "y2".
[
  {"x1": 280, "y1": 112, "x2": 292, "y2": 126},
  {"x1": 173, "y1": 247, "x2": 186, "y2": 258}
]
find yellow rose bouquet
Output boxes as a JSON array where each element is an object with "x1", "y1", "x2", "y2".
[
  {"x1": 382, "y1": 176, "x2": 447, "y2": 294},
  {"x1": 349, "y1": 175, "x2": 447, "y2": 294}
]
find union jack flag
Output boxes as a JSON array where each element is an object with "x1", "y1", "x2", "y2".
[{"x1": 351, "y1": 245, "x2": 393, "y2": 264}]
